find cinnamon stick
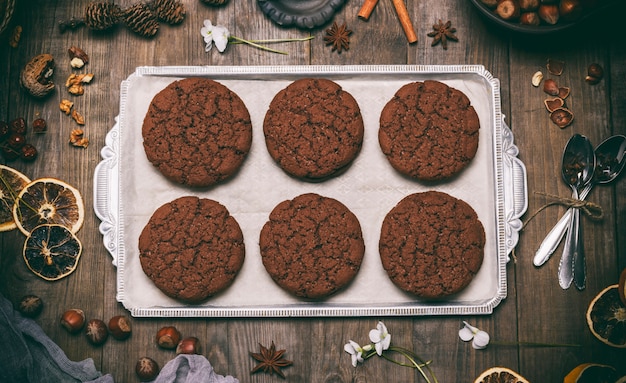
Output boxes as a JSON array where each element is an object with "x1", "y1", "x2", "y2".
[
  {"x1": 358, "y1": 0, "x2": 380, "y2": 20},
  {"x1": 391, "y1": 0, "x2": 418, "y2": 43}
]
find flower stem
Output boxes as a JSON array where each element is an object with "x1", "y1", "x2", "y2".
[
  {"x1": 228, "y1": 36, "x2": 314, "y2": 55},
  {"x1": 364, "y1": 347, "x2": 438, "y2": 383}
]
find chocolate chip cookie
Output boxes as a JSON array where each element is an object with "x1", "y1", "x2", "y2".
[
  {"x1": 139, "y1": 196, "x2": 245, "y2": 303},
  {"x1": 378, "y1": 80, "x2": 480, "y2": 181},
  {"x1": 263, "y1": 78, "x2": 364, "y2": 181},
  {"x1": 379, "y1": 191, "x2": 485, "y2": 299},
  {"x1": 259, "y1": 193, "x2": 365, "y2": 299},
  {"x1": 142, "y1": 77, "x2": 252, "y2": 187}
]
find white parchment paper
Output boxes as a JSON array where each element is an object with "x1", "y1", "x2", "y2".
[{"x1": 114, "y1": 66, "x2": 504, "y2": 316}]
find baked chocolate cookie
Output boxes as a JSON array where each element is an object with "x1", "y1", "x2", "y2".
[
  {"x1": 259, "y1": 193, "x2": 365, "y2": 299},
  {"x1": 263, "y1": 78, "x2": 364, "y2": 181},
  {"x1": 138, "y1": 196, "x2": 245, "y2": 303},
  {"x1": 378, "y1": 80, "x2": 480, "y2": 181},
  {"x1": 142, "y1": 77, "x2": 252, "y2": 188},
  {"x1": 379, "y1": 191, "x2": 485, "y2": 299}
]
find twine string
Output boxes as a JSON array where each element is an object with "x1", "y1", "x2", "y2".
[{"x1": 521, "y1": 191, "x2": 604, "y2": 231}]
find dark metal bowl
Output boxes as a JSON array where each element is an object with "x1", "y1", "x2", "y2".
[
  {"x1": 468, "y1": 0, "x2": 620, "y2": 35},
  {"x1": 257, "y1": 0, "x2": 346, "y2": 29}
]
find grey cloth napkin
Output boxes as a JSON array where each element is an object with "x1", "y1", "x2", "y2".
[
  {"x1": 0, "y1": 292, "x2": 113, "y2": 383},
  {"x1": 154, "y1": 355, "x2": 239, "y2": 383}
]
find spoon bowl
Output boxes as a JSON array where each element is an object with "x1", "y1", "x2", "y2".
[{"x1": 561, "y1": 134, "x2": 595, "y2": 192}]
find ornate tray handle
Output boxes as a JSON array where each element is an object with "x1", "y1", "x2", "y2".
[
  {"x1": 501, "y1": 115, "x2": 528, "y2": 262},
  {"x1": 93, "y1": 119, "x2": 120, "y2": 266}
]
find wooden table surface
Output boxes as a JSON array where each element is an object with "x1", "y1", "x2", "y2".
[{"x1": 1, "y1": 0, "x2": 625, "y2": 382}]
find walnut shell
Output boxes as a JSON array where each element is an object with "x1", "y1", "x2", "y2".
[{"x1": 20, "y1": 53, "x2": 56, "y2": 98}]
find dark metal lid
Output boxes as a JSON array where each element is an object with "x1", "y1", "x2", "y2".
[{"x1": 257, "y1": 0, "x2": 346, "y2": 29}]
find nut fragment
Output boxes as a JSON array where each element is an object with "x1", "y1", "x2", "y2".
[
  {"x1": 68, "y1": 46, "x2": 89, "y2": 65},
  {"x1": 20, "y1": 53, "x2": 56, "y2": 98},
  {"x1": 70, "y1": 58, "x2": 85, "y2": 69},
  {"x1": 176, "y1": 337, "x2": 201, "y2": 355},
  {"x1": 546, "y1": 58, "x2": 565, "y2": 75},
  {"x1": 9, "y1": 26, "x2": 22, "y2": 48},
  {"x1": 66, "y1": 73, "x2": 94, "y2": 95},
  {"x1": 542, "y1": 78, "x2": 559, "y2": 96},
  {"x1": 69, "y1": 129, "x2": 89, "y2": 148},
  {"x1": 550, "y1": 107, "x2": 574, "y2": 128},
  {"x1": 71, "y1": 110, "x2": 85, "y2": 125},
  {"x1": 531, "y1": 70, "x2": 543, "y2": 87},
  {"x1": 544, "y1": 97, "x2": 564, "y2": 112},
  {"x1": 60, "y1": 99, "x2": 74, "y2": 114},
  {"x1": 585, "y1": 63, "x2": 604, "y2": 84}
]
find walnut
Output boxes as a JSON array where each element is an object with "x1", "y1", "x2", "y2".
[
  {"x1": 69, "y1": 129, "x2": 89, "y2": 148},
  {"x1": 66, "y1": 73, "x2": 94, "y2": 95},
  {"x1": 20, "y1": 53, "x2": 56, "y2": 98},
  {"x1": 68, "y1": 46, "x2": 89, "y2": 65},
  {"x1": 60, "y1": 99, "x2": 74, "y2": 114},
  {"x1": 71, "y1": 109, "x2": 85, "y2": 125}
]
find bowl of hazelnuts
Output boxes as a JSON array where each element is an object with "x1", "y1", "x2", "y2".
[{"x1": 469, "y1": 0, "x2": 620, "y2": 34}]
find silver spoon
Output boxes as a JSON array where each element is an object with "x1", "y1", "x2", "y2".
[
  {"x1": 533, "y1": 135, "x2": 626, "y2": 267},
  {"x1": 558, "y1": 134, "x2": 595, "y2": 290}
]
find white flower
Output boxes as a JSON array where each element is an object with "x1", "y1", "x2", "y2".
[
  {"x1": 459, "y1": 321, "x2": 490, "y2": 350},
  {"x1": 201, "y1": 20, "x2": 230, "y2": 53},
  {"x1": 369, "y1": 321, "x2": 391, "y2": 356},
  {"x1": 344, "y1": 340, "x2": 365, "y2": 367}
]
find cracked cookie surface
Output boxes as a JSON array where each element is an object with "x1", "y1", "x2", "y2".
[
  {"x1": 259, "y1": 193, "x2": 365, "y2": 299},
  {"x1": 138, "y1": 196, "x2": 245, "y2": 303},
  {"x1": 142, "y1": 78, "x2": 252, "y2": 187},
  {"x1": 378, "y1": 80, "x2": 480, "y2": 181},
  {"x1": 263, "y1": 78, "x2": 364, "y2": 181},
  {"x1": 379, "y1": 191, "x2": 485, "y2": 299}
]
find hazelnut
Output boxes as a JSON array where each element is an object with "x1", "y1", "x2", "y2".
[
  {"x1": 495, "y1": 0, "x2": 520, "y2": 20},
  {"x1": 108, "y1": 315, "x2": 132, "y2": 340},
  {"x1": 18, "y1": 294, "x2": 43, "y2": 318},
  {"x1": 85, "y1": 319, "x2": 109, "y2": 346},
  {"x1": 538, "y1": 4, "x2": 559, "y2": 24},
  {"x1": 586, "y1": 63, "x2": 604, "y2": 84},
  {"x1": 550, "y1": 107, "x2": 574, "y2": 128},
  {"x1": 542, "y1": 78, "x2": 559, "y2": 96},
  {"x1": 559, "y1": 0, "x2": 582, "y2": 21},
  {"x1": 176, "y1": 337, "x2": 201, "y2": 355},
  {"x1": 32, "y1": 118, "x2": 47, "y2": 133},
  {"x1": 135, "y1": 357, "x2": 159, "y2": 382},
  {"x1": 156, "y1": 326, "x2": 181, "y2": 349},
  {"x1": 61, "y1": 309, "x2": 85, "y2": 333},
  {"x1": 9, "y1": 117, "x2": 27, "y2": 134},
  {"x1": 520, "y1": 12, "x2": 540, "y2": 25}
]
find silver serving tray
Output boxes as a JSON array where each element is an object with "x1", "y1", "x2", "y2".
[{"x1": 94, "y1": 65, "x2": 527, "y2": 317}]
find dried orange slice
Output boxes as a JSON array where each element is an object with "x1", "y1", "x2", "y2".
[
  {"x1": 23, "y1": 224, "x2": 82, "y2": 281},
  {"x1": 474, "y1": 367, "x2": 530, "y2": 383},
  {"x1": 563, "y1": 363, "x2": 617, "y2": 383},
  {"x1": 586, "y1": 284, "x2": 626, "y2": 348},
  {"x1": 12, "y1": 177, "x2": 84, "y2": 235},
  {"x1": 0, "y1": 165, "x2": 31, "y2": 232},
  {"x1": 619, "y1": 268, "x2": 626, "y2": 306}
]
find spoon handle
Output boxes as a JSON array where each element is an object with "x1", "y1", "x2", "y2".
[
  {"x1": 533, "y1": 183, "x2": 593, "y2": 267},
  {"x1": 558, "y1": 207, "x2": 577, "y2": 289},
  {"x1": 573, "y1": 209, "x2": 586, "y2": 290}
]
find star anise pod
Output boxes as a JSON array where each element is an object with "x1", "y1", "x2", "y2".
[
  {"x1": 324, "y1": 21, "x2": 352, "y2": 53},
  {"x1": 250, "y1": 341, "x2": 293, "y2": 379},
  {"x1": 427, "y1": 19, "x2": 458, "y2": 50}
]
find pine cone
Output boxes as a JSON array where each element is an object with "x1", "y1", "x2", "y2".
[
  {"x1": 150, "y1": 0, "x2": 186, "y2": 25},
  {"x1": 84, "y1": 1, "x2": 122, "y2": 30},
  {"x1": 200, "y1": 0, "x2": 229, "y2": 6},
  {"x1": 122, "y1": 3, "x2": 159, "y2": 38}
]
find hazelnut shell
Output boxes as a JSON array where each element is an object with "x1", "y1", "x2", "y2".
[
  {"x1": 549, "y1": 107, "x2": 574, "y2": 128},
  {"x1": 544, "y1": 97, "x2": 564, "y2": 112}
]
